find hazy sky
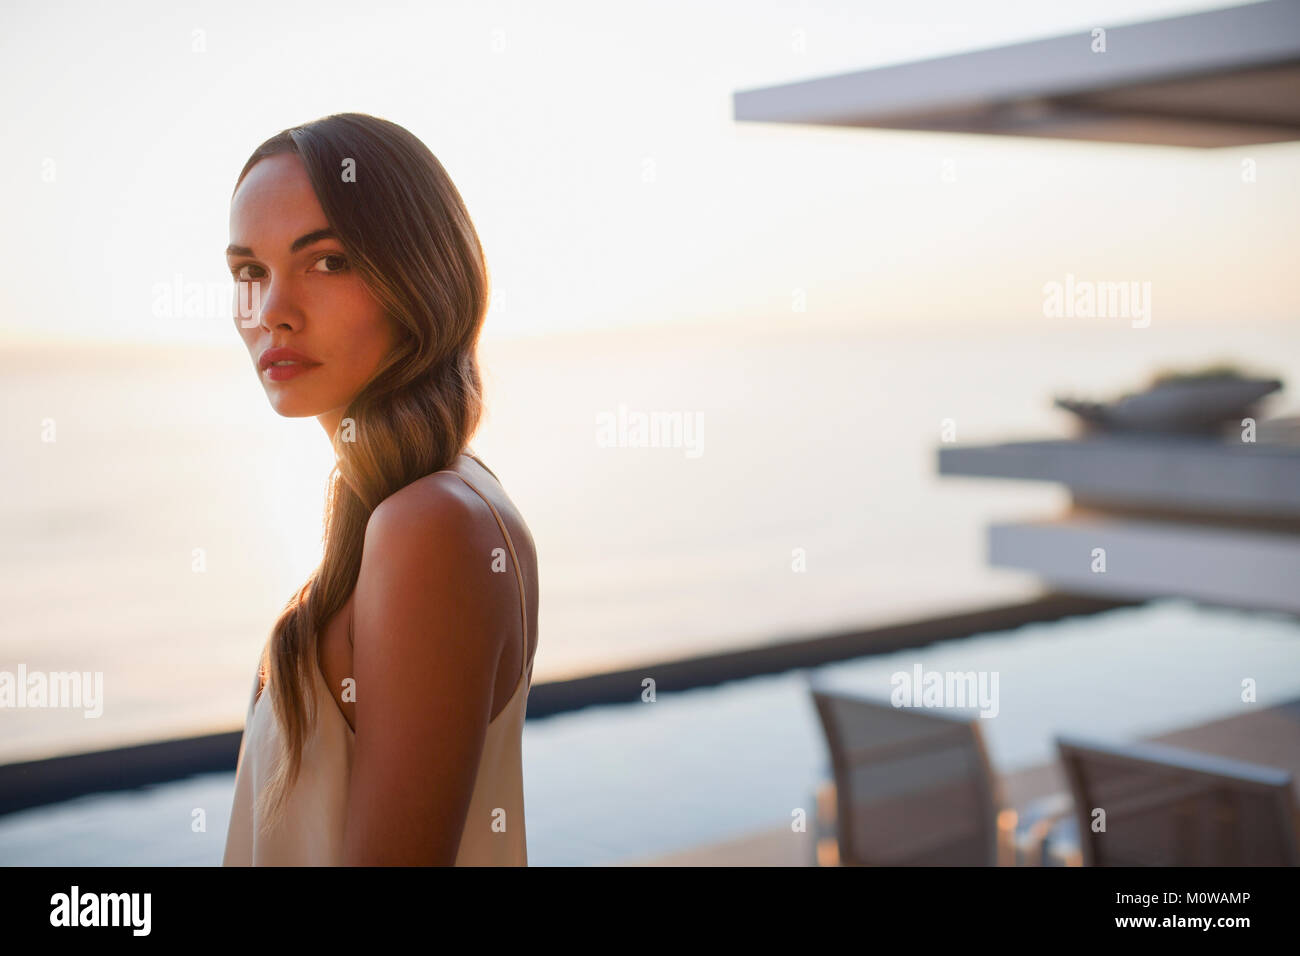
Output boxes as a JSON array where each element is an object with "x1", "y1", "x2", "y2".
[{"x1": 1, "y1": 0, "x2": 1294, "y2": 346}]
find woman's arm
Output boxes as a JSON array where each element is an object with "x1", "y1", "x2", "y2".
[{"x1": 341, "y1": 476, "x2": 510, "y2": 865}]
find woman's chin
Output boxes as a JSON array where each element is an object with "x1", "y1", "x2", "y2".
[{"x1": 266, "y1": 394, "x2": 327, "y2": 418}]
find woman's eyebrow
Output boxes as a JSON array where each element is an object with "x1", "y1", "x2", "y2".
[{"x1": 225, "y1": 227, "x2": 338, "y2": 258}]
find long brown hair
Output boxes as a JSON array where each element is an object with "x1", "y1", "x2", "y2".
[{"x1": 233, "y1": 113, "x2": 489, "y2": 829}]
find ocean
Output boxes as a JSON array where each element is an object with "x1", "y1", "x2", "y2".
[{"x1": 2, "y1": 315, "x2": 1298, "y2": 763}]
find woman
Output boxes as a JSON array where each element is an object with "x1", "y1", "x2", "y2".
[{"x1": 221, "y1": 113, "x2": 538, "y2": 866}]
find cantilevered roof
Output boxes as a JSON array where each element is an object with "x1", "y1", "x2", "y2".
[{"x1": 733, "y1": 0, "x2": 1300, "y2": 147}]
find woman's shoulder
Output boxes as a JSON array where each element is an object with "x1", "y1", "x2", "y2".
[
  {"x1": 364, "y1": 456, "x2": 533, "y2": 570},
  {"x1": 351, "y1": 462, "x2": 528, "y2": 664},
  {"x1": 366, "y1": 467, "x2": 484, "y2": 543}
]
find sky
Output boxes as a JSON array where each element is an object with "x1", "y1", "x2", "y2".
[{"x1": 0, "y1": 0, "x2": 1295, "y2": 347}]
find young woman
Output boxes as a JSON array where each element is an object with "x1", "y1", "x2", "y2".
[{"x1": 221, "y1": 113, "x2": 538, "y2": 866}]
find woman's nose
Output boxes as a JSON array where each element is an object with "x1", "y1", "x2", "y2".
[{"x1": 253, "y1": 281, "x2": 303, "y2": 333}]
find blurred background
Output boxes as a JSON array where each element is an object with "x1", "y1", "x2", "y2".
[{"x1": 2, "y1": 0, "x2": 1298, "y2": 866}]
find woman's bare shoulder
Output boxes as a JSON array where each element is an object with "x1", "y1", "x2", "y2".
[
  {"x1": 366, "y1": 470, "x2": 483, "y2": 542},
  {"x1": 350, "y1": 472, "x2": 517, "y2": 674},
  {"x1": 359, "y1": 467, "x2": 528, "y2": 600},
  {"x1": 377, "y1": 462, "x2": 533, "y2": 557}
]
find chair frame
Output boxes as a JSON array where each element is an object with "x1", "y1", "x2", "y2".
[
  {"x1": 1056, "y1": 734, "x2": 1300, "y2": 866},
  {"x1": 809, "y1": 678, "x2": 1005, "y2": 866}
]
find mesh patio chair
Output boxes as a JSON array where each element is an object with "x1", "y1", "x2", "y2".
[
  {"x1": 1056, "y1": 735, "x2": 1300, "y2": 866},
  {"x1": 809, "y1": 679, "x2": 1070, "y2": 865}
]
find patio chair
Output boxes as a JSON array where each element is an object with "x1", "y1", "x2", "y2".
[
  {"x1": 809, "y1": 679, "x2": 1073, "y2": 866},
  {"x1": 1056, "y1": 735, "x2": 1300, "y2": 866}
]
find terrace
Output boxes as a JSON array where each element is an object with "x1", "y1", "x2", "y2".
[{"x1": 4, "y1": 1, "x2": 1299, "y2": 869}]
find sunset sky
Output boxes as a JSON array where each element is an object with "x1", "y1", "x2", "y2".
[{"x1": 1, "y1": 0, "x2": 1295, "y2": 347}]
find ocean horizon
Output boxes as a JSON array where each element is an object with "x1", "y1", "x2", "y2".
[{"x1": 3, "y1": 315, "x2": 1298, "y2": 764}]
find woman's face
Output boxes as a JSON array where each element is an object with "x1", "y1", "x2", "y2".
[{"x1": 227, "y1": 152, "x2": 396, "y2": 432}]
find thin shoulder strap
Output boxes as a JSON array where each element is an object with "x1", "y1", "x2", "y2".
[
  {"x1": 437, "y1": 468, "x2": 530, "y2": 684},
  {"x1": 463, "y1": 448, "x2": 499, "y2": 481}
]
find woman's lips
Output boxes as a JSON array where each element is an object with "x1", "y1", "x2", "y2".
[
  {"x1": 258, "y1": 346, "x2": 321, "y2": 378},
  {"x1": 263, "y1": 361, "x2": 320, "y2": 382}
]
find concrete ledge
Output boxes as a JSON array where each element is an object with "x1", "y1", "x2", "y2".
[
  {"x1": 939, "y1": 437, "x2": 1300, "y2": 516},
  {"x1": 618, "y1": 822, "x2": 813, "y2": 867},
  {"x1": 733, "y1": 1, "x2": 1300, "y2": 147},
  {"x1": 989, "y1": 517, "x2": 1300, "y2": 613}
]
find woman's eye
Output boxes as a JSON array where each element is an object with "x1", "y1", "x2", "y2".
[
  {"x1": 311, "y1": 253, "x2": 349, "y2": 274},
  {"x1": 231, "y1": 264, "x2": 263, "y2": 281}
]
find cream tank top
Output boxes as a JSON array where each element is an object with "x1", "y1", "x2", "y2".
[{"x1": 223, "y1": 455, "x2": 532, "y2": 866}]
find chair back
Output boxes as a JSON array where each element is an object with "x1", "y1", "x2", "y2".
[
  {"x1": 810, "y1": 682, "x2": 1003, "y2": 865},
  {"x1": 1056, "y1": 735, "x2": 1300, "y2": 866}
]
